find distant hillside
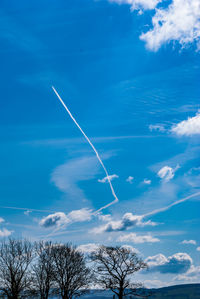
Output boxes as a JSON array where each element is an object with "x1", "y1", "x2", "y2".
[
  {"x1": 79, "y1": 284, "x2": 200, "y2": 299},
  {"x1": 150, "y1": 284, "x2": 200, "y2": 299}
]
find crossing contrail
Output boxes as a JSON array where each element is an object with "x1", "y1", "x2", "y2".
[{"x1": 52, "y1": 86, "x2": 119, "y2": 212}]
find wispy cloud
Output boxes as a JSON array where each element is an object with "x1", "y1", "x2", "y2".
[
  {"x1": 118, "y1": 233, "x2": 160, "y2": 244},
  {"x1": 109, "y1": 0, "x2": 161, "y2": 11},
  {"x1": 0, "y1": 11, "x2": 43, "y2": 54},
  {"x1": 51, "y1": 155, "x2": 100, "y2": 200},
  {"x1": 149, "y1": 124, "x2": 166, "y2": 132},
  {"x1": 181, "y1": 240, "x2": 197, "y2": 245}
]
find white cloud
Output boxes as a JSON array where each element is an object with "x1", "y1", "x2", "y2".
[
  {"x1": 143, "y1": 179, "x2": 151, "y2": 185},
  {"x1": 40, "y1": 208, "x2": 93, "y2": 229},
  {"x1": 121, "y1": 244, "x2": 140, "y2": 253},
  {"x1": 40, "y1": 212, "x2": 70, "y2": 229},
  {"x1": 181, "y1": 239, "x2": 197, "y2": 245},
  {"x1": 157, "y1": 165, "x2": 180, "y2": 182},
  {"x1": 92, "y1": 212, "x2": 157, "y2": 234},
  {"x1": 197, "y1": 246, "x2": 200, "y2": 251},
  {"x1": 98, "y1": 214, "x2": 112, "y2": 222},
  {"x1": 68, "y1": 208, "x2": 92, "y2": 222},
  {"x1": 174, "y1": 265, "x2": 200, "y2": 281},
  {"x1": 77, "y1": 243, "x2": 99, "y2": 253},
  {"x1": 171, "y1": 112, "x2": 200, "y2": 136},
  {"x1": 146, "y1": 253, "x2": 168, "y2": 267},
  {"x1": 0, "y1": 217, "x2": 4, "y2": 223},
  {"x1": 109, "y1": 0, "x2": 161, "y2": 11},
  {"x1": 149, "y1": 124, "x2": 166, "y2": 132},
  {"x1": 143, "y1": 279, "x2": 168, "y2": 288},
  {"x1": 98, "y1": 174, "x2": 119, "y2": 183},
  {"x1": 0, "y1": 228, "x2": 12, "y2": 237},
  {"x1": 118, "y1": 233, "x2": 160, "y2": 244},
  {"x1": 146, "y1": 252, "x2": 193, "y2": 274},
  {"x1": 140, "y1": 0, "x2": 200, "y2": 51},
  {"x1": 126, "y1": 176, "x2": 134, "y2": 184}
]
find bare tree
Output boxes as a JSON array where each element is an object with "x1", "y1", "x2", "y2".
[
  {"x1": 32, "y1": 241, "x2": 55, "y2": 299},
  {"x1": 0, "y1": 238, "x2": 34, "y2": 299},
  {"x1": 51, "y1": 243, "x2": 91, "y2": 299},
  {"x1": 91, "y1": 246, "x2": 148, "y2": 299}
]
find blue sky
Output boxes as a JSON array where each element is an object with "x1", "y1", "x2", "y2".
[{"x1": 0, "y1": 0, "x2": 200, "y2": 288}]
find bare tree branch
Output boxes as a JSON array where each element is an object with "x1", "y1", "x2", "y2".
[
  {"x1": 0, "y1": 239, "x2": 34, "y2": 299},
  {"x1": 51, "y1": 243, "x2": 92, "y2": 299},
  {"x1": 90, "y1": 246, "x2": 149, "y2": 299}
]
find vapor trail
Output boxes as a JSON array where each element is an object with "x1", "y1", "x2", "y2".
[
  {"x1": 52, "y1": 86, "x2": 119, "y2": 212},
  {"x1": 0, "y1": 206, "x2": 55, "y2": 213},
  {"x1": 144, "y1": 191, "x2": 200, "y2": 218}
]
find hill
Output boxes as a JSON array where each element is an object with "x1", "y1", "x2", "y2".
[
  {"x1": 150, "y1": 284, "x2": 200, "y2": 299},
  {"x1": 80, "y1": 284, "x2": 200, "y2": 298}
]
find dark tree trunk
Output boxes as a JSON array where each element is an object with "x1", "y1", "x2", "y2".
[{"x1": 118, "y1": 288, "x2": 123, "y2": 299}]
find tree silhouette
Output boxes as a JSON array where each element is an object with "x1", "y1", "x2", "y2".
[
  {"x1": 91, "y1": 246, "x2": 148, "y2": 299},
  {"x1": 32, "y1": 241, "x2": 55, "y2": 299},
  {"x1": 51, "y1": 243, "x2": 92, "y2": 299},
  {"x1": 0, "y1": 239, "x2": 34, "y2": 299}
]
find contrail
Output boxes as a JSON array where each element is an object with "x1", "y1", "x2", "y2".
[
  {"x1": 143, "y1": 191, "x2": 200, "y2": 218},
  {"x1": 0, "y1": 206, "x2": 55, "y2": 213},
  {"x1": 52, "y1": 86, "x2": 119, "y2": 212}
]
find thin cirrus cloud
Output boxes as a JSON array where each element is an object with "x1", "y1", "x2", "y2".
[
  {"x1": 98, "y1": 174, "x2": 119, "y2": 183},
  {"x1": 171, "y1": 112, "x2": 200, "y2": 136},
  {"x1": 145, "y1": 252, "x2": 193, "y2": 274},
  {"x1": 39, "y1": 208, "x2": 93, "y2": 229},
  {"x1": 51, "y1": 155, "x2": 100, "y2": 200},
  {"x1": 181, "y1": 240, "x2": 197, "y2": 245},
  {"x1": 149, "y1": 124, "x2": 166, "y2": 132},
  {"x1": 140, "y1": 0, "x2": 200, "y2": 51},
  {"x1": 109, "y1": 0, "x2": 161, "y2": 11},
  {"x1": 157, "y1": 165, "x2": 180, "y2": 182},
  {"x1": 91, "y1": 212, "x2": 158, "y2": 234},
  {"x1": 118, "y1": 233, "x2": 160, "y2": 244}
]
